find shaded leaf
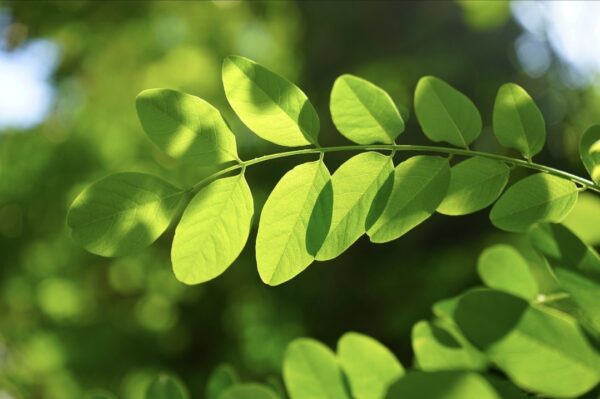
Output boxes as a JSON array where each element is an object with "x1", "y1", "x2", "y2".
[
  {"x1": 437, "y1": 157, "x2": 509, "y2": 216},
  {"x1": 554, "y1": 268, "x2": 600, "y2": 336},
  {"x1": 222, "y1": 55, "x2": 319, "y2": 147},
  {"x1": 330, "y1": 74, "x2": 404, "y2": 144},
  {"x1": 68, "y1": 173, "x2": 184, "y2": 257},
  {"x1": 414, "y1": 76, "x2": 482, "y2": 148},
  {"x1": 146, "y1": 374, "x2": 189, "y2": 399},
  {"x1": 489, "y1": 173, "x2": 578, "y2": 232},
  {"x1": 368, "y1": 156, "x2": 450, "y2": 243},
  {"x1": 256, "y1": 160, "x2": 332, "y2": 285},
  {"x1": 580, "y1": 125, "x2": 600, "y2": 185},
  {"x1": 206, "y1": 364, "x2": 239, "y2": 399},
  {"x1": 219, "y1": 384, "x2": 278, "y2": 399},
  {"x1": 493, "y1": 83, "x2": 545, "y2": 160},
  {"x1": 337, "y1": 332, "x2": 404, "y2": 399}
]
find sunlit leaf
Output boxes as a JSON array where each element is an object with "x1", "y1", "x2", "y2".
[
  {"x1": 493, "y1": 83, "x2": 545, "y2": 160},
  {"x1": 489, "y1": 173, "x2": 578, "y2": 232},
  {"x1": 219, "y1": 384, "x2": 279, "y2": 399},
  {"x1": 477, "y1": 245, "x2": 538, "y2": 300},
  {"x1": 68, "y1": 173, "x2": 184, "y2": 257},
  {"x1": 414, "y1": 76, "x2": 482, "y2": 148},
  {"x1": 206, "y1": 364, "x2": 239, "y2": 399},
  {"x1": 337, "y1": 332, "x2": 404, "y2": 399},
  {"x1": 437, "y1": 157, "x2": 509, "y2": 216},
  {"x1": 172, "y1": 175, "x2": 253, "y2": 284},
  {"x1": 330, "y1": 74, "x2": 404, "y2": 144},
  {"x1": 316, "y1": 152, "x2": 393, "y2": 261},
  {"x1": 222, "y1": 55, "x2": 319, "y2": 147},
  {"x1": 283, "y1": 338, "x2": 350, "y2": 399},
  {"x1": 146, "y1": 374, "x2": 189, "y2": 399},
  {"x1": 580, "y1": 125, "x2": 600, "y2": 185},
  {"x1": 455, "y1": 289, "x2": 600, "y2": 397},
  {"x1": 563, "y1": 193, "x2": 600, "y2": 246},
  {"x1": 256, "y1": 160, "x2": 332, "y2": 285},
  {"x1": 368, "y1": 156, "x2": 450, "y2": 243}
]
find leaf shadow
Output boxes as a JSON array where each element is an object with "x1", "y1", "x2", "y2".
[{"x1": 305, "y1": 179, "x2": 333, "y2": 256}]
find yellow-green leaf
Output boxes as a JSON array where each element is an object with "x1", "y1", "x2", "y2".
[{"x1": 580, "y1": 125, "x2": 600, "y2": 184}]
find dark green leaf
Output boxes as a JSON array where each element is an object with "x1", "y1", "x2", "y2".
[
  {"x1": 206, "y1": 364, "x2": 239, "y2": 399},
  {"x1": 580, "y1": 125, "x2": 600, "y2": 185},
  {"x1": 146, "y1": 374, "x2": 189, "y2": 399}
]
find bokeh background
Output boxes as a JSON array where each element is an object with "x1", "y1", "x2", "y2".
[{"x1": 1, "y1": 1, "x2": 600, "y2": 398}]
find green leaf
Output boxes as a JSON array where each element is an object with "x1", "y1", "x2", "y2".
[
  {"x1": 477, "y1": 245, "x2": 538, "y2": 300},
  {"x1": 493, "y1": 83, "x2": 546, "y2": 160},
  {"x1": 86, "y1": 390, "x2": 118, "y2": 399},
  {"x1": 206, "y1": 364, "x2": 239, "y2": 399},
  {"x1": 554, "y1": 268, "x2": 600, "y2": 336},
  {"x1": 283, "y1": 338, "x2": 350, "y2": 399},
  {"x1": 455, "y1": 289, "x2": 600, "y2": 397},
  {"x1": 386, "y1": 371, "x2": 505, "y2": 399},
  {"x1": 337, "y1": 332, "x2": 404, "y2": 399},
  {"x1": 414, "y1": 76, "x2": 482, "y2": 148},
  {"x1": 172, "y1": 175, "x2": 253, "y2": 284},
  {"x1": 330, "y1": 75, "x2": 404, "y2": 144},
  {"x1": 136, "y1": 89, "x2": 238, "y2": 167},
  {"x1": 412, "y1": 320, "x2": 487, "y2": 372},
  {"x1": 580, "y1": 125, "x2": 600, "y2": 185},
  {"x1": 437, "y1": 157, "x2": 509, "y2": 216},
  {"x1": 529, "y1": 223, "x2": 600, "y2": 282},
  {"x1": 68, "y1": 173, "x2": 184, "y2": 257},
  {"x1": 222, "y1": 55, "x2": 319, "y2": 147},
  {"x1": 489, "y1": 173, "x2": 578, "y2": 232},
  {"x1": 316, "y1": 152, "x2": 394, "y2": 261},
  {"x1": 563, "y1": 193, "x2": 600, "y2": 246},
  {"x1": 218, "y1": 384, "x2": 278, "y2": 399},
  {"x1": 368, "y1": 156, "x2": 450, "y2": 243},
  {"x1": 256, "y1": 160, "x2": 332, "y2": 285},
  {"x1": 146, "y1": 374, "x2": 189, "y2": 399}
]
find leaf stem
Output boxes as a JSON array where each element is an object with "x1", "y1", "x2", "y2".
[{"x1": 189, "y1": 144, "x2": 600, "y2": 194}]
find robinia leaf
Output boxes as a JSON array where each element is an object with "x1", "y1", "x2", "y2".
[
  {"x1": 455, "y1": 289, "x2": 600, "y2": 397},
  {"x1": 493, "y1": 83, "x2": 546, "y2": 160},
  {"x1": 136, "y1": 89, "x2": 238, "y2": 167},
  {"x1": 68, "y1": 173, "x2": 184, "y2": 257},
  {"x1": 489, "y1": 173, "x2": 578, "y2": 232},
  {"x1": 330, "y1": 74, "x2": 404, "y2": 144},
  {"x1": 171, "y1": 175, "x2": 253, "y2": 285},
  {"x1": 563, "y1": 193, "x2": 600, "y2": 246},
  {"x1": 386, "y1": 371, "x2": 506, "y2": 399},
  {"x1": 146, "y1": 374, "x2": 189, "y2": 399},
  {"x1": 368, "y1": 156, "x2": 450, "y2": 243},
  {"x1": 283, "y1": 338, "x2": 350, "y2": 399},
  {"x1": 218, "y1": 384, "x2": 278, "y2": 399},
  {"x1": 316, "y1": 152, "x2": 393, "y2": 261},
  {"x1": 337, "y1": 332, "x2": 404, "y2": 399},
  {"x1": 554, "y1": 268, "x2": 600, "y2": 336},
  {"x1": 206, "y1": 364, "x2": 239, "y2": 399},
  {"x1": 222, "y1": 55, "x2": 319, "y2": 147},
  {"x1": 256, "y1": 160, "x2": 332, "y2": 285},
  {"x1": 477, "y1": 245, "x2": 538, "y2": 300},
  {"x1": 414, "y1": 76, "x2": 482, "y2": 148},
  {"x1": 580, "y1": 125, "x2": 600, "y2": 185},
  {"x1": 437, "y1": 157, "x2": 509, "y2": 216}
]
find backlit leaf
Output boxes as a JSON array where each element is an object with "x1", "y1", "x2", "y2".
[
  {"x1": 146, "y1": 374, "x2": 189, "y2": 399},
  {"x1": 579, "y1": 125, "x2": 600, "y2": 185},
  {"x1": 68, "y1": 173, "x2": 184, "y2": 257}
]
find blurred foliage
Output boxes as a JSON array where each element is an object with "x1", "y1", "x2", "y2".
[{"x1": 1, "y1": 1, "x2": 600, "y2": 398}]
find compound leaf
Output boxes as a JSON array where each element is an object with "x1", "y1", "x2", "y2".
[
  {"x1": 493, "y1": 83, "x2": 545, "y2": 160},
  {"x1": 414, "y1": 76, "x2": 482, "y2": 148},
  {"x1": 256, "y1": 160, "x2": 332, "y2": 285},
  {"x1": 330, "y1": 74, "x2": 404, "y2": 144},
  {"x1": 172, "y1": 175, "x2": 253, "y2": 285},
  {"x1": 368, "y1": 156, "x2": 450, "y2": 243},
  {"x1": 437, "y1": 157, "x2": 509, "y2": 216},
  {"x1": 337, "y1": 332, "x2": 404, "y2": 399},
  {"x1": 316, "y1": 152, "x2": 393, "y2": 261},
  {"x1": 218, "y1": 384, "x2": 278, "y2": 399},
  {"x1": 222, "y1": 55, "x2": 319, "y2": 147},
  {"x1": 146, "y1": 374, "x2": 189, "y2": 399},
  {"x1": 580, "y1": 125, "x2": 600, "y2": 185},
  {"x1": 489, "y1": 173, "x2": 578, "y2": 232},
  {"x1": 283, "y1": 338, "x2": 350, "y2": 399},
  {"x1": 68, "y1": 173, "x2": 184, "y2": 257}
]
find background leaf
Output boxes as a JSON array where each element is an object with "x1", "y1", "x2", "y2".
[
  {"x1": 222, "y1": 55, "x2": 319, "y2": 147},
  {"x1": 580, "y1": 125, "x2": 600, "y2": 185},
  {"x1": 330, "y1": 74, "x2": 404, "y2": 144},
  {"x1": 414, "y1": 76, "x2": 482, "y2": 148},
  {"x1": 437, "y1": 157, "x2": 509, "y2": 216},
  {"x1": 171, "y1": 175, "x2": 253, "y2": 285},
  {"x1": 256, "y1": 160, "x2": 332, "y2": 285},
  {"x1": 489, "y1": 173, "x2": 578, "y2": 232},
  {"x1": 368, "y1": 156, "x2": 450, "y2": 243},
  {"x1": 136, "y1": 89, "x2": 238, "y2": 168},
  {"x1": 283, "y1": 338, "x2": 349, "y2": 399},
  {"x1": 316, "y1": 152, "x2": 393, "y2": 261},
  {"x1": 554, "y1": 268, "x2": 600, "y2": 336},
  {"x1": 337, "y1": 332, "x2": 404, "y2": 399},
  {"x1": 206, "y1": 364, "x2": 239, "y2": 399},
  {"x1": 68, "y1": 173, "x2": 184, "y2": 257},
  {"x1": 493, "y1": 83, "x2": 545, "y2": 160},
  {"x1": 146, "y1": 374, "x2": 189, "y2": 399},
  {"x1": 218, "y1": 384, "x2": 279, "y2": 399}
]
